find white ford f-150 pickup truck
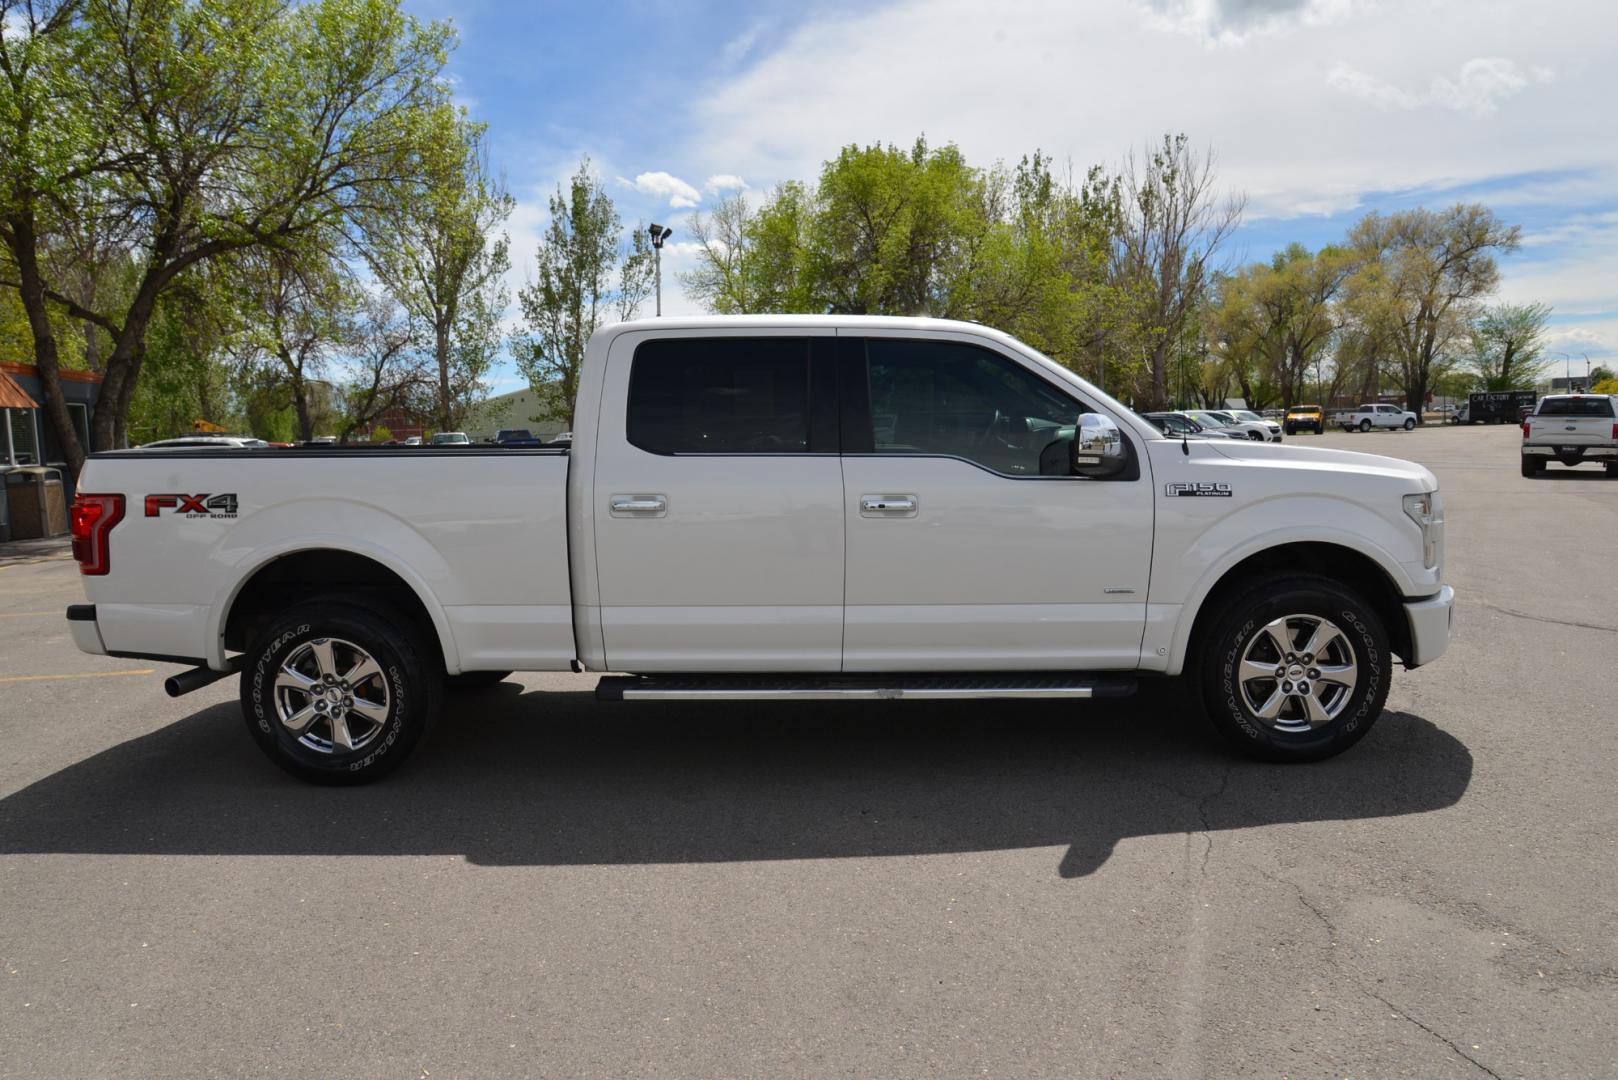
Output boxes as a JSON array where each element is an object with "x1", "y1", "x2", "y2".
[
  {"x1": 1332, "y1": 403, "x2": 1418, "y2": 432},
  {"x1": 1519, "y1": 394, "x2": 1618, "y2": 477},
  {"x1": 66, "y1": 316, "x2": 1454, "y2": 783}
]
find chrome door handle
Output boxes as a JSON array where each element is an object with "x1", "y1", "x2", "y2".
[
  {"x1": 610, "y1": 494, "x2": 667, "y2": 513},
  {"x1": 860, "y1": 494, "x2": 917, "y2": 513}
]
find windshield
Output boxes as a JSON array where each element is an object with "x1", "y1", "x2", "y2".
[
  {"x1": 1191, "y1": 412, "x2": 1230, "y2": 427},
  {"x1": 1232, "y1": 410, "x2": 1263, "y2": 422}
]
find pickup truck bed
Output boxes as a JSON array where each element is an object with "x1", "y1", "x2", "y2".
[{"x1": 72, "y1": 446, "x2": 575, "y2": 672}]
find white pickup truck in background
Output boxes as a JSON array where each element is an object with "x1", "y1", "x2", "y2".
[
  {"x1": 66, "y1": 316, "x2": 1454, "y2": 783},
  {"x1": 1520, "y1": 394, "x2": 1618, "y2": 477},
  {"x1": 1333, "y1": 403, "x2": 1418, "y2": 432}
]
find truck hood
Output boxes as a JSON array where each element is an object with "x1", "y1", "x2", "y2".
[{"x1": 1202, "y1": 438, "x2": 1438, "y2": 491}]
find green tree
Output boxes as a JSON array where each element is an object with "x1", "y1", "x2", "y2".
[
  {"x1": 512, "y1": 159, "x2": 652, "y2": 427},
  {"x1": 234, "y1": 247, "x2": 357, "y2": 442},
  {"x1": 1470, "y1": 302, "x2": 1550, "y2": 390},
  {"x1": 1213, "y1": 243, "x2": 1354, "y2": 408},
  {"x1": 1346, "y1": 205, "x2": 1520, "y2": 421},
  {"x1": 0, "y1": 0, "x2": 454, "y2": 474},
  {"x1": 361, "y1": 105, "x2": 511, "y2": 432}
]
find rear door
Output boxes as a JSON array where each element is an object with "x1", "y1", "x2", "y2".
[
  {"x1": 838, "y1": 332, "x2": 1153, "y2": 671},
  {"x1": 590, "y1": 330, "x2": 845, "y2": 672}
]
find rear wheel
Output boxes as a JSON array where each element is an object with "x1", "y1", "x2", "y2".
[
  {"x1": 1197, "y1": 573, "x2": 1390, "y2": 762},
  {"x1": 1359, "y1": 419, "x2": 1373, "y2": 433},
  {"x1": 240, "y1": 595, "x2": 440, "y2": 784},
  {"x1": 1522, "y1": 457, "x2": 1544, "y2": 477},
  {"x1": 1606, "y1": 461, "x2": 1617, "y2": 478}
]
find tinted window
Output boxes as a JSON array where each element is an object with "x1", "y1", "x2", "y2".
[
  {"x1": 1537, "y1": 397, "x2": 1614, "y2": 417},
  {"x1": 863, "y1": 339, "x2": 1083, "y2": 476},
  {"x1": 628, "y1": 338, "x2": 810, "y2": 454}
]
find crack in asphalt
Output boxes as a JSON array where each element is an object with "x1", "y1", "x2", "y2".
[
  {"x1": 1264, "y1": 869, "x2": 1508, "y2": 1080},
  {"x1": 1195, "y1": 762, "x2": 1234, "y2": 878},
  {"x1": 1473, "y1": 599, "x2": 1618, "y2": 636}
]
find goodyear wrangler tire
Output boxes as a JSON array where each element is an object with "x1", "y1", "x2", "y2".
[
  {"x1": 240, "y1": 595, "x2": 440, "y2": 785},
  {"x1": 1199, "y1": 573, "x2": 1390, "y2": 762}
]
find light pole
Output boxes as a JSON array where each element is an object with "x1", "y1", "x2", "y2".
[
  {"x1": 1581, "y1": 353, "x2": 1591, "y2": 391},
  {"x1": 647, "y1": 223, "x2": 673, "y2": 316}
]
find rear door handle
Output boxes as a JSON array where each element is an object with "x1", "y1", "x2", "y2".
[
  {"x1": 610, "y1": 494, "x2": 667, "y2": 514},
  {"x1": 860, "y1": 494, "x2": 917, "y2": 514}
]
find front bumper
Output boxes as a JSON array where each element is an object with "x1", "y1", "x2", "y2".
[{"x1": 1403, "y1": 585, "x2": 1455, "y2": 668}]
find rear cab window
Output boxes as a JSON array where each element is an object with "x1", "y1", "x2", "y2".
[
  {"x1": 1535, "y1": 397, "x2": 1615, "y2": 418},
  {"x1": 627, "y1": 338, "x2": 816, "y2": 454}
]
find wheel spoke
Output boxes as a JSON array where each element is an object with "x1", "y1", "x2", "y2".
[
  {"x1": 328, "y1": 710, "x2": 355, "y2": 751},
  {"x1": 1239, "y1": 659, "x2": 1280, "y2": 681},
  {"x1": 309, "y1": 638, "x2": 338, "y2": 678},
  {"x1": 349, "y1": 698, "x2": 388, "y2": 728},
  {"x1": 342, "y1": 655, "x2": 382, "y2": 687},
  {"x1": 1300, "y1": 620, "x2": 1342, "y2": 660},
  {"x1": 275, "y1": 665, "x2": 318, "y2": 695},
  {"x1": 1259, "y1": 617, "x2": 1294, "y2": 660},
  {"x1": 1302, "y1": 693, "x2": 1333, "y2": 726},
  {"x1": 1253, "y1": 686, "x2": 1287, "y2": 719},
  {"x1": 1314, "y1": 662, "x2": 1357, "y2": 694},
  {"x1": 280, "y1": 701, "x2": 319, "y2": 735}
]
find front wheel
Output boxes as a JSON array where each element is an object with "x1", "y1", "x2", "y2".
[
  {"x1": 1403, "y1": 418, "x2": 1416, "y2": 430},
  {"x1": 1249, "y1": 430, "x2": 1264, "y2": 441},
  {"x1": 1283, "y1": 424, "x2": 1294, "y2": 435},
  {"x1": 240, "y1": 595, "x2": 440, "y2": 784},
  {"x1": 1198, "y1": 573, "x2": 1390, "y2": 762}
]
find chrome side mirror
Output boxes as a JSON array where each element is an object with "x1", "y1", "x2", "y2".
[{"x1": 1072, "y1": 413, "x2": 1128, "y2": 478}]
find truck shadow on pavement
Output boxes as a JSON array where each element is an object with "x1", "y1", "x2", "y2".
[{"x1": 0, "y1": 685, "x2": 1472, "y2": 877}]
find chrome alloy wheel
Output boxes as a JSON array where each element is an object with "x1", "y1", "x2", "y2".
[
  {"x1": 273, "y1": 637, "x2": 391, "y2": 754},
  {"x1": 1236, "y1": 614, "x2": 1358, "y2": 732}
]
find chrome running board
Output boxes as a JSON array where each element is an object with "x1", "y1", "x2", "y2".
[{"x1": 595, "y1": 673, "x2": 1138, "y2": 703}]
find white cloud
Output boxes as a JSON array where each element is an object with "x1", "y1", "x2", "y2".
[
  {"x1": 704, "y1": 174, "x2": 749, "y2": 194},
  {"x1": 619, "y1": 170, "x2": 702, "y2": 208},
  {"x1": 1137, "y1": 0, "x2": 1361, "y2": 45},
  {"x1": 1329, "y1": 57, "x2": 1553, "y2": 116}
]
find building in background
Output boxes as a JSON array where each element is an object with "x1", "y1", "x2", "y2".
[
  {"x1": 1, "y1": 363, "x2": 104, "y2": 541},
  {"x1": 465, "y1": 386, "x2": 566, "y2": 441}
]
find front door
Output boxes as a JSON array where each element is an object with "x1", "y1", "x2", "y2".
[
  {"x1": 839, "y1": 333, "x2": 1153, "y2": 671},
  {"x1": 591, "y1": 330, "x2": 845, "y2": 672}
]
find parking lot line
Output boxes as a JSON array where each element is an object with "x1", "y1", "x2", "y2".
[
  {"x1": 0, "y1": 611, "x2": 59, "y2": 618},
  {"x1": 0, "y1": 669, "x2": 155, "y2": 684}
]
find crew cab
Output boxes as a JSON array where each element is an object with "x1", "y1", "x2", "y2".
[
  {"x1": 1334, "y1": 403, "x2": 1417, "y2": 432},
  {"x1": 65, "y1": 316, "x2": 1454, "y2": 783},
  {"x1": 1520, "y1": 394, "x2": 1618, "y2": 477}
]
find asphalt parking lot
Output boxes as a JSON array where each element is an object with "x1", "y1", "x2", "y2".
[{"x1": 2, "y1": 423, "x2": 1615, "y2": 1079}]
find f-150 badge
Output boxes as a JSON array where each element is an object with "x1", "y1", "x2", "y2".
[{"x1": 1165, "y1": 482, "x2": 1232, "y2": 497}]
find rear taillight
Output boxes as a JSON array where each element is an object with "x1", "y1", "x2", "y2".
[
  {"x1": 70, "y1": 493, "x2": 125, "y2": 576},
  {"x1": 1612, "y1": 422, "x2": 1618, "y2": 441},
  {"x1": 1521, "y1": 421, "x2": 1531, "y2": 438}
]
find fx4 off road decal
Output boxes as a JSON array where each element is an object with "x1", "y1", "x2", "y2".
[
  {"x1": 1165, "y1": 482, "x2": 1232, "y2": 498},
  {"x1": 145, "y1": 493, "x2": 239, "y2": 518}
]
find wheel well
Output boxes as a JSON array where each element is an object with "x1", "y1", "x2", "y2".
[
  {"x1": 223, "y1": 550, "x2": 443, "y2": 668},
  {"x1": 1187, "y1": 542, "x2": 1413, "y2": 665}
]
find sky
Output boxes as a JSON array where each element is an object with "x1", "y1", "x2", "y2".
[{"x1": 411, "y1": 0, "x2": 1618, "y2": 393}]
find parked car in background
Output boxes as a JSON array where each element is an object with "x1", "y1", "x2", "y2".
[
  {"x1": 430, "y1": 432, "x2": 470, "y2": 446},
  {"x1": 1140, "y1": 411, "x2": 1238, "y2": 439},
  {"x1": 1283, "y1": 404, "x2": 1325, "y2": 435},
  {"x1": 403, "y1": 436, "x2": 422, "y2": 446},
  {"x1": 1187, "y1": 409, "x2": 1279, "y2": 442},
  {"x1": 1520, "y1": 394, "x2": 1618, "y2": 477},
  {"x1": 1222, "y1": 409, "x2": 1284, "y2": 442},
  {"x1": 493, "y1": 428, "x2": 547, "y2": 447},
  {"x1": 1332, "y1": 404, "x2": 1417, "y2": 432},
  {"x1": 137, "y1": 436, "x2": 268, "y2": 450}
]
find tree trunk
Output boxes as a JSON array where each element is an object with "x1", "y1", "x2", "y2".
[
  {"x1": 293, "y1": 382, "x2": 312, "y2": 443},
  {"x1": 4, "y1": 213, "x2": 86, "y2": 475},
  {"x1": 435, "y1": 320, "x2": 452, "y2": 432}
]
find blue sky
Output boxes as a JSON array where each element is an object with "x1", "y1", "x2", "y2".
[{"x1": 414, "y1": 0, "x2": 1618, "y2": 392}]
